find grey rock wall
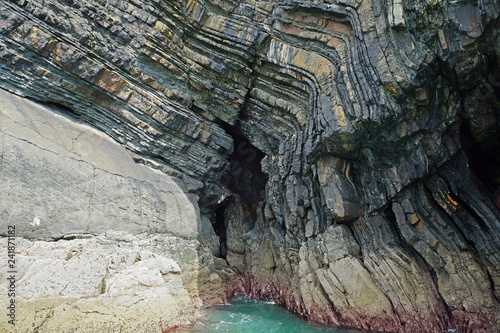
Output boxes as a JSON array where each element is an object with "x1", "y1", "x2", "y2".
[
  {"x1": 0, "y1": 0, "x2": 499, "y2": 332},
  {"x1": 0, "y1": 89, "x2": 225, "y2": 332},
  {"x1": 0, "y1": 89, "x2": 199, "y2": 239}
]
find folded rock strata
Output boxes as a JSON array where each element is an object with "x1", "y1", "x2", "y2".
[{"x1": 0, "y1": 0, "x2": 499, "y2": 332}]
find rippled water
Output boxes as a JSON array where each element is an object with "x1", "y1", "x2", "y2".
[{"x1": 173, "y1": 294, "x2": 368, "y2": 333}]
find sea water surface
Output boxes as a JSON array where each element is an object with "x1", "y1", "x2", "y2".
[{"x1": 173, "y1": 294, "x2": 368, "y2": 333}]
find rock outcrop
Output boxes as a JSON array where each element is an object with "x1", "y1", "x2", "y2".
[
  {"x1": 0, "y1": 90, "x2": 225, "y2": 332},
  {"x1": 1, "y1": 0, "x2": 499, "y2": 332},
  {"x1": 0, "y1": 234, "x2": 196, "y2": 333}
]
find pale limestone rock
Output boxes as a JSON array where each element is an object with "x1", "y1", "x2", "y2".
[
  {"x1": 0, "y1": 90, "x2": 224, "y2": 332},
  {"x1": 0, "y1": 0, "x2": 499, "y2": 331},
  {"x1": 0, "y1": 89, "x2": 199, "y2": 239},
  {"x1": 0, "y1": 234, "x2": 206, "y2": 333}
]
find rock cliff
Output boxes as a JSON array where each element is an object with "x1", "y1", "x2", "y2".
[
  {"x1": 0, "y1": 0, "x2": 499, "y2": 332},
  {"x1": 0, "y1": 89, "x2": 225, "y2": 332}
]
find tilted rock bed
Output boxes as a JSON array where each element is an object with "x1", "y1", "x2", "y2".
[{"x1": 1, "y1": 0, "x2": 499, "y2": 332}]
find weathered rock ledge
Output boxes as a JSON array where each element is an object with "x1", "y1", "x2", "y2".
[
  {"x1": 0, "y1": 90, "x2": 225, "y2": 332},
  {"x1": 0, "y1": 234, "x2": 197, "y2": 333}
]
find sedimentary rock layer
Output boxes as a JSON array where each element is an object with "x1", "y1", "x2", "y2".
[{"x1": 1, "y1": 0, "x2": 499, "y2": 332}]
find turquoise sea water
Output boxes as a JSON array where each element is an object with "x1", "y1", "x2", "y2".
[{"x1": 173, "y1": 294, "x2": 367, "y2": 333}]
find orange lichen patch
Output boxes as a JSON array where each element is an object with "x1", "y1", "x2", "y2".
[
  {"x1": 290, "y1": 48, "x2": 330, "y2": 78},
  {"x1": 94, "y1": 68, "x2": 130, "y2": 96},
  {"x1": 281, "y1": 12, "x2": 320, "y2": 26},
  {"x1": 39, "y1": 37, "x2": 59, "y2": 57},
  {"x1": 185, "y1": 0, "x2": 206, "y2": 24},
  {"x1": 23, "y1": 25, "x2": 48, "y2": 50},
  {"x1": 154, "y1": 20, "x2": 172, "y2": 36},
  {"x1": 414, "y1": 221, "x2": 424, "y2": 232},
  {"x1": 52, "y1": 42, "x2": 82, "y2": 71},
  {"x1": 280, "y1": 23, "x2": 350, "y2": 52},
  {"x1": 327, "y1": 37, "x2": 345, "y2": 50},
  {"x1": 14, "y1": 20, "x2": 161, "y2": 111},
  {"x1": 383, "y1": 82, "x2": 399, "y2": 97},
  {"x1": 410, "y1": 213, "x2": 420, "y2": 225},
  {"x1": 446, "y1": 194, "x2": 458, "y2": 209},
  {"x1": 325, "y1": 20, "x2": 352, "y2": 36},
  {"x1": 282, "y1": 11, "x2": 344, "y2": 31},
  {"x1": 281, "y1": 11, "x2": 353, "y2": 37},
  {"x1": 203, "y1": 13, "x2": 254, "y2": 43}
]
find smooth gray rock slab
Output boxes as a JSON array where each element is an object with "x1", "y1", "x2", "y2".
[{"x1": 0, "y1": 89, "x2": 199, "y2": 239}]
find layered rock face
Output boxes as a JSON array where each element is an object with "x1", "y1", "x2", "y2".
[{"x1": 1, "y1": 0, "x2": 500, "y2": 332}]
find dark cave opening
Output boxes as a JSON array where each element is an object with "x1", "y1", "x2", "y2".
[
  {"x1": 461, "y1": 122, "x2": 499, "y2": 185},
  {"x1": 459, "y1": 54, "x2": 500, "y2": 207},
  {"x1": 219, "y1": 123, "x2": 268, "y2": 207},
  {"x1": 214, "y1": 204, "x2": 228, "y2": 258},
  {"x1": 210, "y1": 122, "x2": 268, "y2": 259}
]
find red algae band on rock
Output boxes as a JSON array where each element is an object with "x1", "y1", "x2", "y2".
[{"x1": 0, "y1": 0, "x2": 499, "y2": 332}]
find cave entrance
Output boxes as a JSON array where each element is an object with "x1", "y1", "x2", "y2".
[
  {"x1": 220, "y1": 124, "x2": 268, "y2": 207},
  {"x1": 460, "y1": 54, "x2": 500, "y2": 207},
  {"x1": 212, "y1": 123, "x2": 268, "y2": 260},
  {"x1": 213, "y1": 204, "x2": 228, "y2": 258}
]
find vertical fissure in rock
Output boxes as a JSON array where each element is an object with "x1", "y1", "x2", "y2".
[
  {"x1": 214, "y1": 204, "x2": 228, "y2": 259},
  {"x1": 212, "y1": 121, "x2": 268, "y2": 264}
]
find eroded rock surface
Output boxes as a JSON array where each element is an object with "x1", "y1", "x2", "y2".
[
  {"x1": 0, "y1": 233, "x2": 200, "y2": 333},
  {"x1": 0, "y1": 90, "x2": 225, "y2": 332},
  {"x1": 1, "y1": 0, "x2": 499, "y2": 332}
]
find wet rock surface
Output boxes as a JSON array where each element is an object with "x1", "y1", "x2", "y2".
[{"x1": 1, "y1": 0, "x2": 500, "y2": 332}]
